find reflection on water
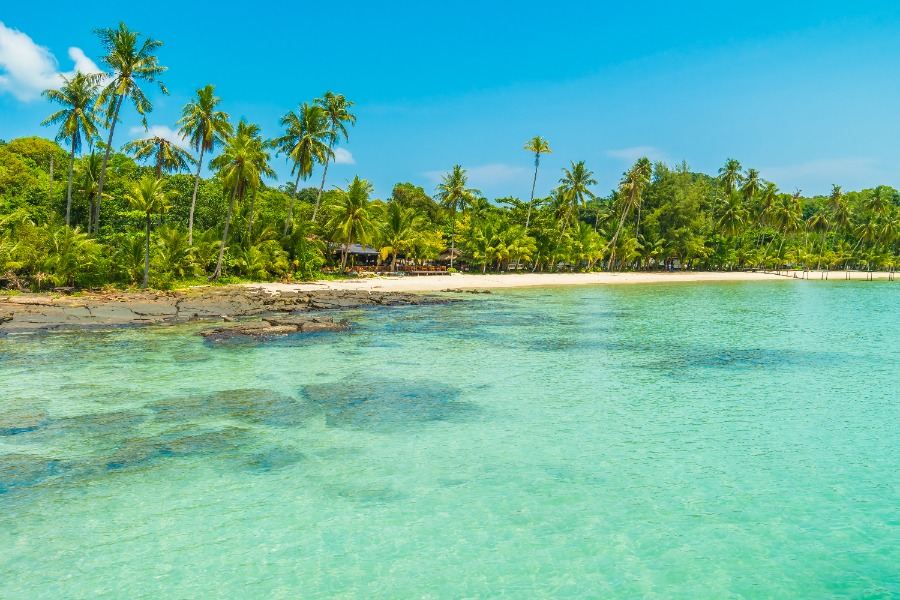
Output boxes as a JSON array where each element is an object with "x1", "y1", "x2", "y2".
[{"x1": 0, "y1": 282, "x2": 898, "y2": 598}]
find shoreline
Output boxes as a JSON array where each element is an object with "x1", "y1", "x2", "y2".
[
  {"x1": 247, "y1": 270, "x2": 895, "y2": 294},
  {"x1": 1, "y1": 271, "x2": 893, "y2": 334}
]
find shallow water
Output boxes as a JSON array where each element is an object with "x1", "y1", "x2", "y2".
[{"x1": 1, "y1": 281, "x2": 897, "y2": 598}]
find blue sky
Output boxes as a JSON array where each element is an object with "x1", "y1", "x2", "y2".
[{"x1": 2, "y1": 1, "x2": 900, "y2": 198}]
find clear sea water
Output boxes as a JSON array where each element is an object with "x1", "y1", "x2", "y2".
[{"x1": 1, "y1": 281, "x2": 897, "y2": 599}]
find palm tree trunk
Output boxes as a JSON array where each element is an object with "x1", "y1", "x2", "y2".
[
  {"x1": 525, "y1": 157, "x2": 539, "y2": 231},
  {"x1": 312, "y1": 141, "x2": 334, "y2": 222},
  {"x1": 449, "y1": 212, "x2": 456, "y2": 269},
  {"x1": 188, "y1": 145, "x2": 205, "y2": 246},
  {"x1": 391, "y1": 251, "x2": 398, "y2": 272},
  {"x1": 94, "y1": 92, "x2": 126, "y2": 234},
  {"x1": 87, "y1": 192, "x2": 95, "y2": 232},
  {"x1": 606, "y1": 205, "x2": 632, "y2": 271},
  {"x1": 513, "y1": 158, "x2": 540, "y2": 271},
  {"x1": 340, "y1": 235, "x2": 352, "y2": 271},
  {"x1": 634, "y1": 202, "x2": 643, "y2": 247},
  {"x1": 284, "y1": 170, "x2": 302, "y2": 235},
  {"x1": 65, "y1": 137, "x2": 76, "y2": 227},
  {"x1": 142, "y1": 214, "x2": 151, "y2": 289},
  {"x1": 247, "y1": 188, "x2": 257, "y2": 243},
  {"x1": 212, "y1": 183, "x2": 239, "y2": 280}
]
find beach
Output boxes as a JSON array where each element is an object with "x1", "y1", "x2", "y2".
[
  {"x1": 248, "y1": 269, "x2": 894, "y2": 294},
  {"x1": 2, "y1": 270, "x2": 894, "y2": 333}
]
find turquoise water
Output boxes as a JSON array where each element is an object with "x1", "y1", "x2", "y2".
[{"x1": 1, "y1": 282, "x2": 897, "y2": 598}]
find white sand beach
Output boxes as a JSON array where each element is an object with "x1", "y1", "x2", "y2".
[
  {"x1": 248, "y1": 270, "x2": 896, "y2": 294},
  {"x1": 245, "y1": 271, "x2": 761, "y2": 293}
]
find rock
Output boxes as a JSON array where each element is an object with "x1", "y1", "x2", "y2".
[
  {"x1": 200, "y1": 316, "x2": 350, "y2": 341},
  {"x1": 0, "y1": 452, "x2": 64, "y2": 492},
  {"x1": 300, "y1": 319, "x2": 351, "y2": 333},
  {"x1": 0, "y1": 407, "x2": 49, "y2": 436},
  {"x1": 0, "y1": 286, "x2": 450, "y2": 333}
]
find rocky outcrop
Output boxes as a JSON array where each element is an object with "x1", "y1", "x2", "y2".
[
  {"x1": 0, "y1": 287, "x2": 451, "y2": 334},
  {"x1": 200, "y1": 315, "x2": 351, "y2": 342}
]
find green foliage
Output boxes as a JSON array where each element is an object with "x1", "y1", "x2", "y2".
[{"x1": 1, "y1": 31, "x2": 896, "y2": 291}]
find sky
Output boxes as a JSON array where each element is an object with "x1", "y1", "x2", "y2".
[{"x1": 2, "y1": 1, "x2": 900, "y2": 199}]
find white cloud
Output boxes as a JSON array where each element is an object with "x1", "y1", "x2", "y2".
[
  {"x1": 605, "y1": 146, "x2": 668, "y2": 163},
  {"x1": 0, "y1": 21, "x2": 101, "y2": 101},
  {"x1": 129, "y1": 125, "x2": 188, "y2": 146},
  {"x1": 333, "y1": 147, "x2": 354, "y2": 165},
  {"x1": 423, "y1": 163, "x2": 529, "y2": 187}
]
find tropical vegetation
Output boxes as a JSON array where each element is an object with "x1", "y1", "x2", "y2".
[{"x1": 1, "y1": 22, "x2": 897, "y2": 291}]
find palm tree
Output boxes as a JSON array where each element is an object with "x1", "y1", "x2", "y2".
[
  {"x1": 312, "y1": 92, "x2": 356, "y2": 222},
  {"x1": 718, "y1": 158, "x2": 743, "y2": 196},
  {"x1": 125, "y1": 176, "x2": 170, "y2": 289},
  {"x1": 434, "y1": 165, "x2": 480, "y2": 268},
  {"x1": 523, "y1": 136, "x2": 551, "y2": 231},
  {"x1": 555, "y1": 161, "x2": 597, "y2": 264},
  {"x1": 92, "y1": 23, "x2": 167, "y2": 233},
  {"x1": 42, "y1": 73, "x2": 102, "y2": 227},
  {"x1": 327, "y1": 176, "x2": 376, "y2": 271},
  {"x1": 717, "y1": 192, "x2": 747, "y2": 238},
  {"x1": 558, "y1": 161, "x2": 597, "y2": 223},
  {"x1": 122, "y1": 136, "x2": 196, "y2": 177},
  {"x1": 208, "y1": 120, "x2": 274, "y2": 280},
  {"x1": 76, "y1": 152, "x2": 106, "y2": 231},
  {"x1": 740, "y1": 168, "x2": 761, "y2": 204},
  {"x1": 178, "y1": 85, "x2": 232, "y2": 246},
  {"x1": 272, "y1": 103, "x2": 332, "y2": 234},
  {"x1": 379, "y1": 202, "x2": 423, "y2": 271},
  {"x1": 607, "y1": 157, "x2": 651, "y2": 270}
]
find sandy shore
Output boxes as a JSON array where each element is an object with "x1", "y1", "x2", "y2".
[
  {"x1": 2, "y1": 270, "x2": 893, "y2": 333},
  {"x1": 248, "y1": 270, "x2": 819, "y2": 293}
]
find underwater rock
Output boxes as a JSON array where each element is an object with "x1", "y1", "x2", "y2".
[
  {"x1": 0, "y1": 452, "x2": 63, "y2": 493},
  {"x1": 50, "y1": 410, "x2": 149, "y2": 437},
  {"x1": 244, "y1": 446, "x2": 307, "y2": 472},
  {"x1": 0, "y1": 407, "x2": 49, "y2": 436},
  {"x1": 150, "y1": 388, "x2": 315, "y2": 427},
  {"x1": 301, "y1": 377, "x2": 475, "y2": 431},
  {"x1": 105, "y1": 426, "x2": 251, "y2": 470},
  {"x1": 206, "y1": 388, "x2": 318, "y2": 427}
]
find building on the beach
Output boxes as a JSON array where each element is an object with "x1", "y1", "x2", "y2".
[{"x1": 332, "y1": 244, "x2": 380, "y2": 266}]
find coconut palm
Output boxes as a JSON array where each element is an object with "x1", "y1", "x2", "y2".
[
  {"x1": 717, "y1": 192, "x2": 747, "y2": 238},
  {"x1": 607, "y1": 157, "x2": 651, "y2": 270},
  {"x1": 271, "y1": 103, "x2": 332, "y2": 234},
  {"x1": 208, "y1": 120, "x2": 274, "y2": 280},
  {"x1": 177, "y1": 85, "x2": 232, "y2": 245},
  {"x1": 76, "y1": 152, "x2": 110, "y2": 232},
  {"x1": 379, "y1": 202, "x2": 424, "y2": 271},
  {"x1": 558, "y1": 161, "x2": 597, "y2": 225},
  {"x1": 122, "y1": 136, "x2": 196, "y2": 177},
  {"x1": 125, "y1": 176, "x2": 170, "y2": 288},
  {"x1": 92, "y1": 22, "x2": 167, "y2": 233},
  {"x1": 740, "y1": 168, "x2": 761, "y2": 204},
  {"x1": 435, "y1": 165, "x2": 481, "y2": 268},
  {"x1": 327, "y1": 176, "x2": 377, "y2": 271},
  {"x1": 312, "y1": 92, "x2": 356, "y2": 222},
  {"x1": 523, "y1": 136, "x2": 551, "y2": 231},
  {"x1": 42, "y1": 72, "x2": 102, "y2": 226},
  {"x1": 718, "y1": 158, "x2": 743, "y2": 196}
]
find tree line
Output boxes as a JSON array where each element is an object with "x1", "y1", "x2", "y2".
[{"x1": 0, "y1": 22, "x2": 897, "y2": 291}]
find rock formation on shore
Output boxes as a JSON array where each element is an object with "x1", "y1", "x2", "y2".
[{"x1": 0, "y1": 286, "x2": 449, "y2": 334}]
